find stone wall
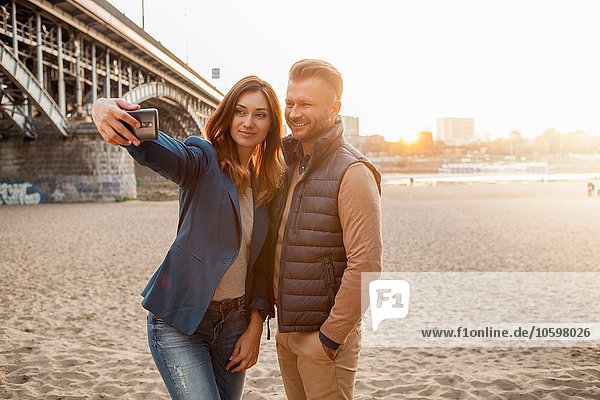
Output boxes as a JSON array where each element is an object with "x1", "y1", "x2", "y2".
[
  {"x1": 134, "y1": 162, "x2": 179, "y2": 201},
  {"x1": 0, "y1": 131, "x2": 136, "y2": 205}
]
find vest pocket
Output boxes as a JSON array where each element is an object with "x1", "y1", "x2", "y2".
[{"x1": 322, "y1": 256, "x2": 336, "y2": 307}]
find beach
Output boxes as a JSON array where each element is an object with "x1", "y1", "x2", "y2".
[{"x1": 1, "y1": 181, "x2": 599, "y2": 399}]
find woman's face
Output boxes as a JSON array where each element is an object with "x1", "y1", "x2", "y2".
[{"x1": 230, "y1": 90, "x2": 272, "y2": 156}]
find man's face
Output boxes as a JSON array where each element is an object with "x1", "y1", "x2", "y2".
[{"x1": 284, "y1": 78, "x2": 341, "y2": 145}]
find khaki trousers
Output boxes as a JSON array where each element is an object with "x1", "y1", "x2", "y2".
[{"x1": 275, "y1": 325, "x2": 362, "y2": 400}]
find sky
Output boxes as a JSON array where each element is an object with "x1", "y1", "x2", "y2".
[{"x1": 108, "y1": 0, "x2": 600, "y2": 142}]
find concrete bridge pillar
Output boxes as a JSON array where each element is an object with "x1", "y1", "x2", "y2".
[{"x1": 0, "y1": 124, "x2": 136, "y2": 205}]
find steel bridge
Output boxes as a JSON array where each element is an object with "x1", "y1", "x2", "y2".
[{"x1": 0, "y1": 0, "x2": 222, "y2": 140}]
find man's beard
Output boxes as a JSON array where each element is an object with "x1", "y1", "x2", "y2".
[{"x1": 291, "y1": 114, "x2": 334, "y2": 144}]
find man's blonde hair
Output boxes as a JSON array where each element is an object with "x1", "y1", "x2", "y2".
[{"x1": 289, "y1": 59, "x2": 343, "y2": 100}]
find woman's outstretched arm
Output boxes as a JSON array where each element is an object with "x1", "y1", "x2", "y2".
[{"x1": 92, "y1": 98, "x2": 210, "y2": 186}]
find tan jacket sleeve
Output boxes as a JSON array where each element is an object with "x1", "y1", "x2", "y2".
[{"x1": 319, "y1": 162, "x2": 383, "y2": 345}]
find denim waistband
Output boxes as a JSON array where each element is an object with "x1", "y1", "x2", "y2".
[{"x1": 207, "y1": 295, "x2": 245, "y2": 316}]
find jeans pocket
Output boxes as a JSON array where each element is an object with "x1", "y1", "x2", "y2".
[
  {"x1": 227, "y1": 309, "x2": 249, "y2": 332},
  {"x1": 148, "y1": 313, "x2": 161, "y2": 347},
  {"x1": 150, "y1": 315, "x2": 193, "y2": 349}
]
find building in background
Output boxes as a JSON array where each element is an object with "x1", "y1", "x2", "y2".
[
  {"x1": 436, "y1": 118, "x2": 476, "y2": 145},
  {"x1": 341, "y1": 115, "x2": 361, "y2": 147},
  {"x1": 478, "y1": 130, "x2": 491, "y2": 142},
  {"x1": 360, "y1": 135, "x2": 387, "y2": 155},
  {"x1": 509, "y1": 128, "x2": 523, "y2": 142}
]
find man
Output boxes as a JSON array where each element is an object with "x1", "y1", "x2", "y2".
[{"x1": 266, "y1": 59, "x2": 383, "y2": 399}]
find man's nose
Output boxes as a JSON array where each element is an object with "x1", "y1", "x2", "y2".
[{"x1": 288, "y1": 105, "x2": 301, "y2": 119}]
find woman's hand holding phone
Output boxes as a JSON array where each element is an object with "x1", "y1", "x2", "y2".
[
  {"x1": 91, "y1": 98, "x2": 142, "y2": 147},
  {"x1": 122, "y1": 109, "x2": 159, "y2": 142}
]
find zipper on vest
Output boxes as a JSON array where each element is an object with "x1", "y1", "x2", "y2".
[
  {"x1": 276, "y1": 165, "x2": 309, "y2": 327},
  {"x1": 291, "y1": 186, "x2": 307, "y2": 233},
  {"x1": 275, "y1": 182, "x2": 298, "y2": 328},
  {"x1": 270, "y1": 175, "x2": 290, "y2": 327}
]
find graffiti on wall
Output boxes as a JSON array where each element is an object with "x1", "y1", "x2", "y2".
[
  {"x1": 0, "y1": 178, "x2": 132, "y2": 204},
  {"x1": 74, "y1": 182, "x2": 93, "y2": 193},
  {"x1": 0, "y1": 182, "x2": 43, "y2": 205},
  {"x1": 51, "y1": 188, "x2": 66, "y2": 202}
]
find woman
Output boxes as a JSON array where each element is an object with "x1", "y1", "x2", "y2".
[{"x1": 91, "y1": 76, "x2": 283, "y2": 400}]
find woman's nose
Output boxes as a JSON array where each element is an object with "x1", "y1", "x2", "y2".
[{"x1": 242, "y1": 115, "x2": 254, "y2": 127}]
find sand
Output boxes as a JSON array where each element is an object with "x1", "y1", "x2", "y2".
[{"x1": 1, "y1": 181, "x2": 599, "y2": 399}]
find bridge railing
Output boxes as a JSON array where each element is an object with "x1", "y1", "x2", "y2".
[{"x1": 0, "y1": 42, "x2": 70, "y2": 137}]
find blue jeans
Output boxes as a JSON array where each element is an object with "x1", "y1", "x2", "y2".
[{"x1": 147, "y1": 296, "x2": 248, "y2": 400}]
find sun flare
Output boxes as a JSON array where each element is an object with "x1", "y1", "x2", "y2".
[{"x1": 400, "y1": 132, "x2": 419, "y2": 144}]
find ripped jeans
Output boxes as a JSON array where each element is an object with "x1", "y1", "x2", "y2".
[{"x1": 147, "y1": 296, "x2": 248, "y2": 400}]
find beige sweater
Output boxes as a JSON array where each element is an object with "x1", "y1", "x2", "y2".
[{"x1": 213, "y1": 186, "x2": 253, "y2": 301}]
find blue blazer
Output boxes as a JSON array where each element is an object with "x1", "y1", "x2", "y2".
[{"x1": 126, "y1": 132, "x2": 270, "y2": 335}]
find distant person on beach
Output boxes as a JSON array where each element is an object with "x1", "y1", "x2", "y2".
[
  {"x1": 588, "y1": 182, "x2": 595, "y2": 196},
  {"x1": 265, "y1": 59, "x2": 383, "y2": 399},
  {"x1": 91, "y1": 76, "x2": 284, "y2": 400}
]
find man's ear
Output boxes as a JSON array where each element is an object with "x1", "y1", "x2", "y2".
[{"x1": 330, "y1": 99, "x2": 341, "y2": 118}]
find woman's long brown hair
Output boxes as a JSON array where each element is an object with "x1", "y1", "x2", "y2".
[{"x1": 205, "y1": 76, "x2": 285, "y2": 206}]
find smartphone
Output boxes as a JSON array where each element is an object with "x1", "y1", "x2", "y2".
[{"x1": 123, "y1": 108, "x2": 159, "y2": 141}]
